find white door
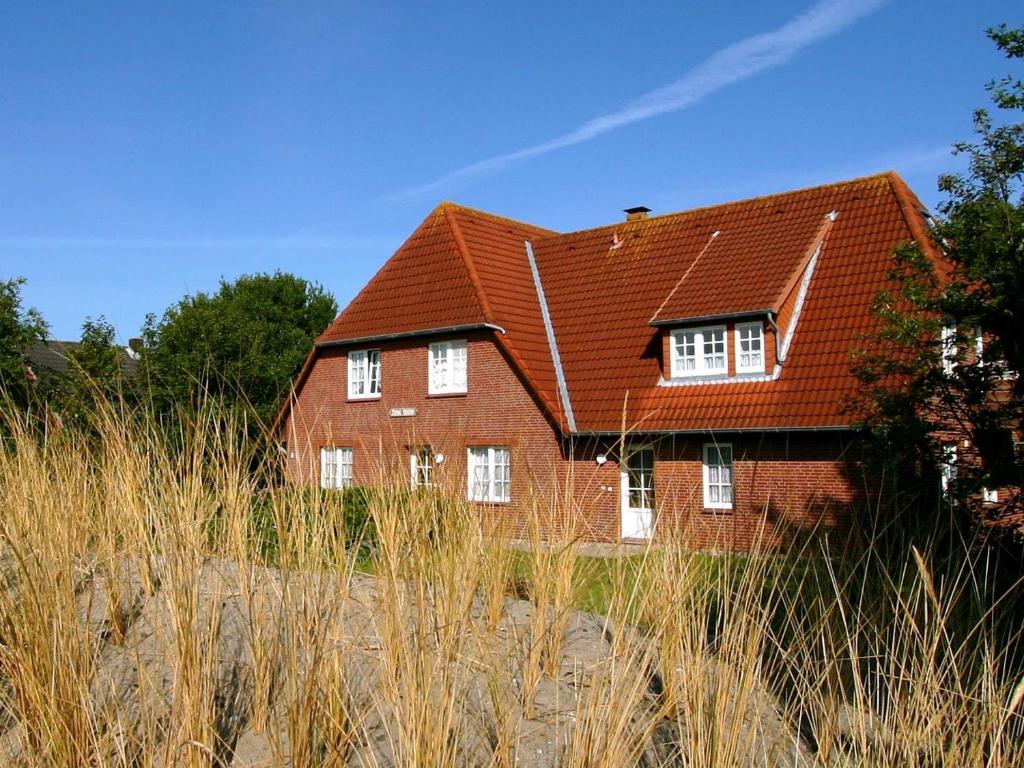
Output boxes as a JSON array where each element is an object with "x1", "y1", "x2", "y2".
[{"x1": 621, "y1": 448, "x2": 655, "y2": 539}]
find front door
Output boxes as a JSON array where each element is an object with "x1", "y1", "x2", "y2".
[{"x1": 621, "y1": 447, "x2": 655, "y2": 539}]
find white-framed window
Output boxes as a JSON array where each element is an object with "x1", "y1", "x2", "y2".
[
  {"x1": 670, "y1": 325, "x2": 727, "y2": 378},
  {"x1": 734, "y1": 322, "x2": 765, "y2": 374},
  {"x1": 702, "y1": 443, "x2": 733, "y2": 510},
  {"x1": 941, "y1": 316, "x2": 957, "y2": 375},
  {"x1": 320, "y1": 447, "x2": 354, "y2": 490},
  {"x1": 429, "y1": 339, "x2": 468, "y2": 394},
  {"x1": 410, "y1": 446, "x2": 433, "y2": 489},
  {"x1": 940, "y1": 443, "x2": 957, "y2": 494},
  {"x1": 623, "y1": 447, "x2": 655, "y2": 511},
  {"x1": 974, "y1": 325, "x2": 984, "y2": 366},
  {"x1": 348, "y1": 349, "x2": 381, "y2": 399},
  {"x1": 982, "y1": 487, "x2": 999, "y2": 503},
  {"x1": 467, "y1": 446, "x2": 510, "y2": 503}
]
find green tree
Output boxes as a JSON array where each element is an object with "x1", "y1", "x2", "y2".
[
  {"x1": 41, "y1": 317, "x2": 125, "y2": 428},
  {"x1": 852, "y1": 25, "x2": 1024, "y2": 525},
  {"x1": 141, "y1": 271, "x2": 337, "y2": 430},
  {"x1": 0, "y1": 277, "x2": 48, "y2": 410}
]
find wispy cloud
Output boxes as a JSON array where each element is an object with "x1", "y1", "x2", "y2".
[
  {"x1": 396, "y1": 0, "x2": 889, "y2": 199},
  {"x1": 0, "y1": 234, "x2": 393, "y2": 250}
]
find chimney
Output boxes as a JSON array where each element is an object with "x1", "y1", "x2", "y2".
[{"x1": 624, "y1": 206, "x2": 651, "y2": 222}]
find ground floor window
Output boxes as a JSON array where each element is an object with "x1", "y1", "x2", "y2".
[
  {"x1": 320, "y1": 446, "x2": 353, "y2": 489},
  {"x1": 703, "y1": 443, "x2": 733, "y2": 510},
  {"x1": 624, "y1": 447, "x2": 655, "y2": 511},
  {"x1": 940, "y1": 443, "x2": 957, "y2": 494},
  {"x1": 467, "y1": 446, "x2": 511, "y2": 502},
  {"x1": 410, "y1": 446, "x2": 433, "y2": 489}
]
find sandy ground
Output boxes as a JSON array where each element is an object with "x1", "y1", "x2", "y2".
[{"x1": 1, "y1": 556, "x2": 812, "y2": 767}]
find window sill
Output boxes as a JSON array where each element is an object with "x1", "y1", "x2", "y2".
[
  {"x1": 428, "y1": 391, "x2": 468, "y2": 398},
  {"x1": 702, "y1": 505, "x2": 734, "y2": 514},
  {"x1": 468, "y1": 498, "x2": 511, "y2": 505},
  {"x1": 347, "y1": 395, "x2": 381, "y2": 402},
  {"x1": 669, "y1": 370, "x2": 728, "y2": 380}
]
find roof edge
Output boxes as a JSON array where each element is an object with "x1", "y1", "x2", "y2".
[
  {"x1": 650, "y1": 308, "x2": 775, "y2": 328},
  {"x1": 574, "y1": 424, "x2": 857, "y2": 436},
  {"x1": 444, "y1": 204, "x2": 496, "y2": 324},
  {"x1": 271, "y1": 347, "x2": 318, "y2": 437},
  {"x1": 316, "y1": 323, "x2": 506, "y2": 349}
]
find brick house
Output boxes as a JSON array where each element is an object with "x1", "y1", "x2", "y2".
[{"x1": 276, "y1": 172, "x2": 946, "y2": 548}]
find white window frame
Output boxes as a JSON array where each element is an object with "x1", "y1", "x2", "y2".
[
  {"x1": 974, "y1": 325, "x2": 984, "y2": 367},
  {"x1": 702, "y1": 443, "x2": 734, "y2": 510},
  {"x1": 941, "y1": 316, "x2": 957, "y2": 375},
  {"x1": 940, "y1": 443, "x2": 957, "y2": 494},
  {"x1": 734, "y1": 321, "x2": 765, "y2": 374},
  {"x1": 467, "y1": 446, "x2": 510, "y2": 503},
  {"x1": 320, "y1": 447, "x2": 353, "y2": 490},
  {"x1": 410, "y1": 446, "x2": 433, "y2": 489},
  {"x1": 622, "y1": 447, "x2": 655, "y2": 513},
  {"x1": 347, "y1": 349, "x2": 381, "y2": 400},
  {"x1": 429, "y1": 339, "x2": 468, "y2": 395},
  {"x1": 982, "y1": 487, "x2": 999, "y2": 503},
  {"x1": 670, "y1": 325, "x2": 728, "y2": 378}
]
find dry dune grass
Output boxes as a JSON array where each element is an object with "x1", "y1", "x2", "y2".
[{"x1": 0, "y1": 402, "x2": 1022, "y2": 766}]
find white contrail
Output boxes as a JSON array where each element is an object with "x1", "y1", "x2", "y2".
[{"x1": 396, "y1": 0, "x2": 889, "y2": 199}]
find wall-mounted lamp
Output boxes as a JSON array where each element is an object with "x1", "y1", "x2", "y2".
[{"x1": 595, "y1": 454, "x2": 608, "y2": 466}]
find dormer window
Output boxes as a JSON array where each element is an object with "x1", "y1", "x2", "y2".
[
  {"x1": 429, "y1": 339, "x2": 468, "y2": 394},
  {"x1": 670, "y1": 326, "x2": 727, "y2": 378},
  {"x1": 348, "y1": 349, "x2": 381, "y2": 399},
  {"x1": 735, "y1": 322, "x2": 765, "y2": 374}
]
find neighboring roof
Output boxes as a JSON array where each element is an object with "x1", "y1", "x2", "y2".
[
  {"x1": 286, "y1": 171, "x2": 940, "y2": 435},
  {"x1": 26, "y1": 340, "x2": 139, "y2": 378}
]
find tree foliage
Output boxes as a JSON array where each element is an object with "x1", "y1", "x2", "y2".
[
  {"x1": 852, "y1": 25, "x2": 1024, "y2": 523},
  {"x1": 140, "y1": 272, "x2": 337, "y2": 430},
  {"x1": 0, "y1": 277, "x2": 48, "y2": 410},
  {"x1": 39, "y1": 317, "x2": 125, "y2": 429}
]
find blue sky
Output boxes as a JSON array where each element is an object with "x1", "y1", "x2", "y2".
[{"x1": 0, "y1": 0, "x2": 1017, "y2": 340}]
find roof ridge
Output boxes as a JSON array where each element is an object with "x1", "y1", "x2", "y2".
[
  {"x1": 533, "y1": 171, "x2": 895, "y2": 241},
  {"x1": 442, "y1": 201, "x2": 558, "y2": 237},
  {"x1": 649, "y1": 230, "x2": 721, "y2": 324},
  {"x1": 443, "y1": 205, "x2": 496, "y2": 324},
  {"x1": 770, "y1": 215, "x2": 836, "y2": 311},
  {"x1": 884, "y1": 170, "x2": 951, "y2": 272}
]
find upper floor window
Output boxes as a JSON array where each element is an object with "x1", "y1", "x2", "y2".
[
  {"x1": 670, "y1": 325, "x2": 727, "y2": 378},
  {"x1": 320, "y1": 446, "x2": 354, "y2": 490},
  {"x1": 429, "y1": 340, "x2": 468, "y2": 394},
  {"x1": 348, "y1": 349, "x2": 381, "y2": 399},
  {"x1": 467, "y1": 446, "x2": 510, "y2": 503},
  {"x1": 734, "y1": 322, "x2": 765, "y2": 374}
]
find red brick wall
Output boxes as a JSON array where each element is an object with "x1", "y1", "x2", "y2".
[
  {"x1": 281, "y1": 331, "x2": 567, "y2": 535},
  {"x1": 283, "y1": 331, "x2": 879, "y2": 550},
  {"x1": 562, "y1": 433, "x2": 877, "y2": 550}
]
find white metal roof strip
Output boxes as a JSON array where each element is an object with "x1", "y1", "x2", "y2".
[{"x1": 525, "y1": 240, "x2": 577, "y2": 433}]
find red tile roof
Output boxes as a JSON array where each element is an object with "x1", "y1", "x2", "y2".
[{"x1": 290, "y1": 172, "x2": 941, "y2": 435}]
